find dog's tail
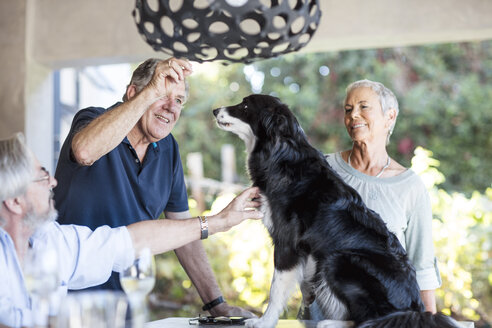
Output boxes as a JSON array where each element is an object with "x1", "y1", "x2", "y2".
[{"x1": 357, "y1": 311, "x2": 463, "y2": 328}]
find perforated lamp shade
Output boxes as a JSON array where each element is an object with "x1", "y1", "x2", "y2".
[{"x1": 133, "y1": 0, "x2": 322, "y2": 63}]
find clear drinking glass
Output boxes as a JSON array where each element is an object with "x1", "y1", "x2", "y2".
[
  {"x1": 55, "y1": 291, "x2": 128, "y2": 328},
  {"x1": 23, "y1": 243, "x2": 60, "y2": 327},
  {"x1": 119, "y1": 248, "x2": 156, "y2": 328}
]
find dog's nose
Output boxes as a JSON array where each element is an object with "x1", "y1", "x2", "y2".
[{"x1": 213, "y1": 108, "x2": 220, "y2": 117}]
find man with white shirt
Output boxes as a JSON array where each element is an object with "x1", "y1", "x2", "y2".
[{"x1": 0, "y1": 133, "x2": 262, "y2": 327}]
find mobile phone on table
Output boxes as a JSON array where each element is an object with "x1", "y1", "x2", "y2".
[{"x1": 189, "y1": 315, "x2": 246, "y2": 325}]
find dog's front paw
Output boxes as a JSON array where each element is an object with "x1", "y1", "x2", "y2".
[{"x1": 245, "y1": 317, "x2": 277, "y2": 328}]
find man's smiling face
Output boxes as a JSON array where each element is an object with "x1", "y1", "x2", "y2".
[{"x1": 138, "y1": 79, "x2": 187, "y2": 143}]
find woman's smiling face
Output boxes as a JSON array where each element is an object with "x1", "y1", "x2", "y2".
[{"x1": 344, "y1": 87, "x2": 391, "y2": 144}]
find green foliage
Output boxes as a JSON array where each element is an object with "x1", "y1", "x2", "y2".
[{"x1": 412, "y1": 147, "x2": 492, "y2": 323}]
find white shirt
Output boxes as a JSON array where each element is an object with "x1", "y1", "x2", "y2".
[
  {"x1": 326, "y1": 152, "x2": 441, "y2": 290},
  {"x1": 0, "y1": 221, "x2": 134, "y2": 327}
]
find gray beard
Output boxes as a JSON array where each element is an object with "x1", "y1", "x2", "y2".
[{"x1": 24, "y1": 206, "x2": 58, "y2": 232}]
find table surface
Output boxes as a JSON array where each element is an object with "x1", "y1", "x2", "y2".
[
  {"x1": 145, "y1": 318, "x2": 317, "y2": 328},
  {"x1": 145, "y1": 317, "x2": 474, "y2": 328}
]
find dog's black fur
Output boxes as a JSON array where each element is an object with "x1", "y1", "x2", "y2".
[{"x1": 213, "y1": 94, "x2": 460, "y2": 328}]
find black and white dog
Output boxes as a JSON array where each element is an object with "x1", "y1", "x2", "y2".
[{"x1": 213, "y1": 94, "x2": 460, "y2": 328}]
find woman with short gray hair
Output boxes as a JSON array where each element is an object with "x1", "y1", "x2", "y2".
[
  {"x1": 344, "y1": 79, "x2": 399, "y2": 145},
  {"x1": 301, "y1": 79, "x2": 441, "y2": 319}
]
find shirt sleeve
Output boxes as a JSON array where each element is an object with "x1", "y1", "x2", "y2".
[
  {"x1": 0, "y1": 302, "x2": 31, "y2": 328},
  {"x1": 60, "y1": 107, "x2": 104, "y2": 165},
  {"x1": 0, "y1": 228, "x2": 34, "y2": 327},
  {"x1": 52, "y1": 223, "x2": 135, "y2": 290},
  {"x1": 404, "y1": 176, "x2": 442, "y2": 290}
]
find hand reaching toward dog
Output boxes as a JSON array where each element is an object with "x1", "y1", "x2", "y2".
[
  {"x1": 127, "y1": 187, "x2": 263, "y2": 260},
  {"x1": 209, "y1": 187, "x2": 264, "y2": 234}
]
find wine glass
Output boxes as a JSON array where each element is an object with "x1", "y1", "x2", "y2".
[
  {"x1": 23, "y1": 243, "x2": 60, "y2": 327},
  {"x1": 55, "y1": 291, "x2": 128, "y2": 328},
  {"x1": 119, "y1": 248, "x2": 156, "y2": 328}
]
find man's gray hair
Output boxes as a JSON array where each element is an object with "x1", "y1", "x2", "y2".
[
  {"x1": 345, "y1": 79, "x2": 399, "y2": 144},
  {"x1": 0, "y1": 133, "x2": 35, "y2": 203},
  {"x1": 122, "y1": 58, "x2": 189, "y2": 102}
]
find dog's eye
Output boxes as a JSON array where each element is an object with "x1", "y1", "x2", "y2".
[{"x1": 243, "y1": 105, "x2": 248, "y2": 110}]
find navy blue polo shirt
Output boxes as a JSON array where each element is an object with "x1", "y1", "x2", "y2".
[{"x1": 54, "y1": 103, "x2": 189, "y2": 231}]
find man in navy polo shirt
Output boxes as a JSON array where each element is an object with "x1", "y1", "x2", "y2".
[{"x1": 54, "y1": 58, "x2": 253, "y2": 317}]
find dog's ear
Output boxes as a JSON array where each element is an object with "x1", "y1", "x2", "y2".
[{"x1": 263, "y1": 105, "x2": 296, "y2": 139}]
